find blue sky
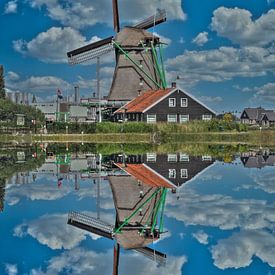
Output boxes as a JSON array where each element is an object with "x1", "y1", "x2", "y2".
[{"x1": 0, "y1": 0, "x2": 275, "y2": 112}]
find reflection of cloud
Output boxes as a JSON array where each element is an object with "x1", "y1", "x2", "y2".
[
  {"x1": 235, "y1": 168, "x2": 275, "y2": 194},
  {"x1": 211, "y1": 230, "x2": 275, "y2": 269},
  {"x1": 5, "y1": 264, "x2": 18, "y2": 275},
  {"x1": 166, "y1": 189, "x2": 275, "y2": 231},
  {"x1": 5, "y1": 180, "x2": 114, "y2": 209},
  {"x1": 13, "y1": 213, "x2": 103, "y2": 250},
  {"x1": 192, "y1": 230, "x2": 209, "y2": 244},
  {"x1": 5, "y1": 183, "x2": 72, "y2": 206},
  {"x1": 30, "y1": 248, "x2": 187, "y2": 275}
]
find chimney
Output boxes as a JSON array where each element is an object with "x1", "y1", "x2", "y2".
[
  {"x1": 74, "y1": 86, "x2": 80, "y2": 104},
  {"x1": 171, "y1": 82, "x2": 177, "y2": 88}
]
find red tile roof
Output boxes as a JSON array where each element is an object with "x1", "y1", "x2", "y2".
[
  {"x1": 114, "y1": 88, "x2": 173, "y2": 114},
  {"x1": 114, "y1": 163, "x2": 174, "y2": 188}
]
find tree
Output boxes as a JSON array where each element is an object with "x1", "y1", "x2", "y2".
[{"x1": 0, "y1": 65, "x2": 5, "y2": 99}]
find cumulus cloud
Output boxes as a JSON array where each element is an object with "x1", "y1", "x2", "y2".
[
  {"x1": 13, "y1": 27, "x2": 101, "y2": 63},
  {"x1": 211, "y1": 7, "x2": 275, "y2": 47},
  {"x1": 28, "y1": 0, "x2": 186, "y2": 29},
  {"x1": 252, "y1": 83, "x2": 275, "y2": 103},
  {"x1": 4, "y1": 1, "x2": 18, "y2": 14},
  {"x1": 30, "y1": 247, "x2": 187, "y2": 275},
  {"x1": 192, "y1": 230, "x2": 209, "y2": 244},
  {"x1": 5, "y1": 264, "x2": 18, "y2": 275},
  {"x1": 166, "y1": 46, "x2": 275, "y2": 86},
  {"x1": 192, "y1": 32, "x2": 209, "y2": 46},
  {"x1": 165, "y1": 188, "x2": 275, "y2": 231},
  {"x1": 7, "y1": 71, "x2": 20, "y2": 81},
  {"x1": 13, "y1": 213, "x2": 103, "y2": 250},
  {"x1": 211, "y1": 230, "x2": 275, "y2": 269}
]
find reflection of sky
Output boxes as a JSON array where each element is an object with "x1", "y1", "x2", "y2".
[{"x1": 1, "y1": 157, "x2": 275, "y2": 274}]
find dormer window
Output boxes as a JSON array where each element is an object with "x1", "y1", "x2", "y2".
[{"x1": 169, "y1": 98, "x2": 176, "y2": 107}]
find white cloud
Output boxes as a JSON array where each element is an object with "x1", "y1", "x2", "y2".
[
  {"x1": 30, "y1": 247, "x2": 187, "y2": 275},
  {"x1": 165, "y1": 189, "x2": 275, "y2": 231},
  {"x1": 192, "y1": 230, "x2": 209, "y2": 244},
  {"x1": 14, "y1": 213, "x2": 103, "y2": 250},
  {"x1": 28, "y1": 0, "x2": 186, "y2": 29},
  {"x1": 7, "y1": 71, "x2": 20, "y2": 81},
  {"x1": 192, "y1": 32, "x2": 209, "y2": 46},
  {"x1": 5, "y1": 264, "x2": 18, "y2": 275},
  {"x1": 198, "y1": 96, "x2": 223, "y2": 103},
  {"x1": 13, "y1": 27, "x2": 101, "y2": 64},
  {"x1": 211, "y1": 230, "x2": 275, "y2": 269},
  {"x1": 211, "y1": 7, "x2": 275, "y2": 47},
  {"x1": 4, "y1": 1, "x2": 18, "y2": 14},
  {"x1": 166, "y1": 46, "x2": 275, "y2": 86},
  {"x1": 252, "y1": 82, "x2": 275, "y2": 103}
]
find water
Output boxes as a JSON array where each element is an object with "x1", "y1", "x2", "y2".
[{"x1": 0, "y1": 144, "x2": 275, "y2": 275}]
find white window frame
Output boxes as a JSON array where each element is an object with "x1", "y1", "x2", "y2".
[
  {"x1": 180, "y1": 153, "x2": 189, "y2": 162},
  {"x1": 202, "y1": 155, "x2": 212, "y2": 161},
  {"x1": 147, "y1": 114, "x2": 156, "y2": 123},
  {"x1": 202, "y1": 114, "x2": 212, "y2": 121},
  {"x1": 169, "y1": 98, "x2": 176, "y2": 107},
  {"x1": 169, "y1": 169, "x2": 176, "y2": 179},
  {"x1": 146, "y1": 153, "x2": 156, "y2": 162},
  {"x1": 181, "y1": 98, "x2": 188, "y2": 107},
  {"x1": 167, "y1": 114, "x2": 177, "y2": 123},
  {"x1": 180, "y1": 114, "x2": 189, "y2": 123},
  {"x1": 181, "y1": 169, "x2": 188, "y2": 179},
  {"x1": 168, "y1": 154, "x2": 177, "y2": 162}
]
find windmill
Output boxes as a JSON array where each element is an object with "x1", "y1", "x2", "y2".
[{"x1": 67, "y1": 0, "x2": 168, "y2": 106}]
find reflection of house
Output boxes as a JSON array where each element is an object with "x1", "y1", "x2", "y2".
[
  {"x1": 240, "y1": 107, "x2": 275, "y2": 126},
  {"x1": 114, "y1": 86, "x2": 216, "y2": 123},
  {"x1": 112, "y1": 153, "x2": 215, "y2": 187},
  {"x1": 241, "y1": 152, "x2": 275, "y2": 168}
]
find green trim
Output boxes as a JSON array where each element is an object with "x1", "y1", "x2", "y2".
[
  {"x1": 112, "y1": 40, "x2": 162, "y2": 89},
  {"x1": 151, "y1": 42, "x2": 165, "y2": 89},
  {"x1": 159, "y1": 44, "x2": 167, "y2": 88},
  {"x1": 114, "y1": 188, "x2": 162, "y2": 233}
]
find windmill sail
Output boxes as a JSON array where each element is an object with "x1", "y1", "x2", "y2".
[
  {"x1": 67, "y1": 36, "x2": 114, "y2": 65},
  {"x1": 112, "y1": 0, "x2": 120, "y2": 33},
  {"x1": 134, "y1": 9, "x2": 167, "y2": 30}
]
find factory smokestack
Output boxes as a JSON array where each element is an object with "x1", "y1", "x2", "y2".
[{"x1": 74, "y1": 85, "x2": 80, "y2": 104}]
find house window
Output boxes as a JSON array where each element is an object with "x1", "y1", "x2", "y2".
[
  {"x1": 169, "y1": 169, "x2": 176, "y2": 178},
  {"x1": 168, "y1": 154, "x2": 177, "y2": 162},
  {"x1": 180, "y1": 114, "x2": 189, "y2": 123},
  {"x1": 202, "y1": 114, "x2": 212, "y2": 121},
  {"x1": 202, "y1": 155, "x2": 212, "y2": 161},
  {"x1": 180, "y1": 153, "x2": 189, "y2": 162},
  {"x1": 167, "y1": 114, "x2": 177, "y2": 123},
  {"x1": 169, "y1": 98, "x2": 176, "y2": 107},
  {"x1": 146, "y1": 153, "x2": 156, "y2": 162},
  {"x1": 181, "y1": 98, "x2": 188, "y2": 107},
  {"x1": 147, "y1": 114, "x2": 156, "y2": 123},
  {"x1": 181, "y1": 169, "x2": 188, "y2": 178}
]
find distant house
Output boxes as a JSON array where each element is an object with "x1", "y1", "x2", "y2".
[
  {"x1": 114, "y1": 87, "x2": 216, "y2": 123},
  {"x1": 240, "y1": 107, "x2": 275, "y2": 126},
  {"x1": 241, "y1": 152, "x2": 275, "y2": 168}
]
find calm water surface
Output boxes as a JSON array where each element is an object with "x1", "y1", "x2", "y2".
[{"x1": 0, "y1": 144, "x2": 275, "y2": 275}]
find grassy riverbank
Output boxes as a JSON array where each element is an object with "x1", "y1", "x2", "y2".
[{"x1": 1, "y1": 129, "x2": 275, "y2": 145}]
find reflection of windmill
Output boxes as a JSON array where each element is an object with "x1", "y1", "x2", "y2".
[
  {"x1": 67, "y1": 0, "x2": 167, "y2": 104},
  {"x1": 67, "y1": 165, "x2": 172, "y2": 274}
]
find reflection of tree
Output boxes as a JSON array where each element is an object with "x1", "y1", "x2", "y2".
[{"x1": 0, "y1": 149, "x2": 45, "y2": 211}]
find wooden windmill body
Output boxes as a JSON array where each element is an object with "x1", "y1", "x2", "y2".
[{"x1": 67, "y1": 1, "x2": 167, "y2": 105}]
